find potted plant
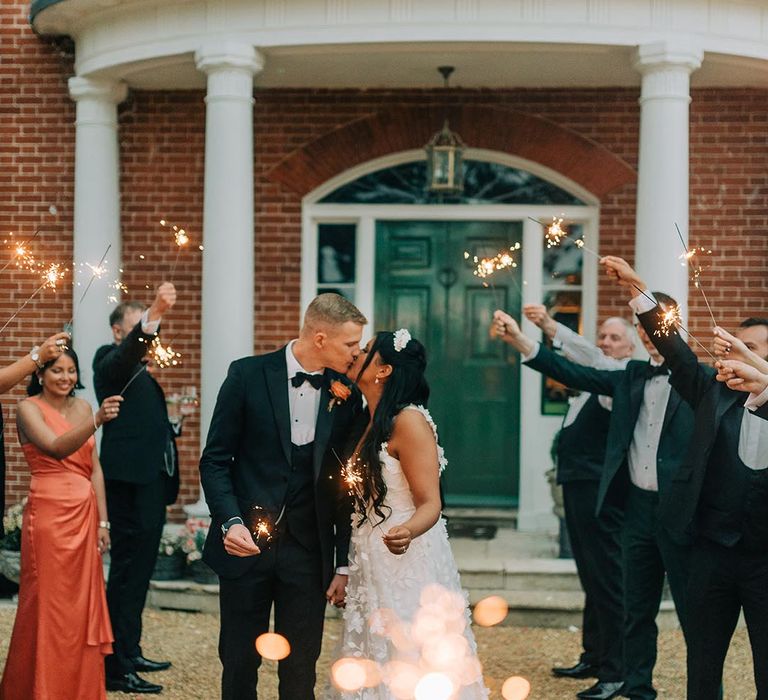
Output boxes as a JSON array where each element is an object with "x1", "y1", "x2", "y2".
[
  {"x1": 0, "y1": 498, "x2": 26, "y2": 584},
  {"x1": 180, "y1": 518, "x2": 217, "y2": 584},
  {"x1": 150, "y1": 529, "x2": 186, "y2": 580}
]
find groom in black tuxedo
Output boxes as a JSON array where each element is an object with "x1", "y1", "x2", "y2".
[
  {"x1": 492, "y1": 303, "x2": 695, "y2": 700},
  {"x1": 603, "y1": 256, "x2": 768, "y2": 700},
  {"x1": 199, "y1": 293, "x2": 367, "y2": 700}
]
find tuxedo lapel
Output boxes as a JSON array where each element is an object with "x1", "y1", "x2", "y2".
[
  {"x1": 265, "y1": 352, "x2": 292, "y2": 467},
  {"x1": 661, "y1": 386, "x2": 682, "y2": 434},
  {"x1": 313, "y1": 373, "x2": 334, "y2": 482},
  {"x1": 714, "y1": 385, "x2": 741, "y2": 431},
  {"x1": 627, "y1": 370, "x2": 646, "y2": 432}
]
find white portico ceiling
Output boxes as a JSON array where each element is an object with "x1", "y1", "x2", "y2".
[
  {"x1": 110, "y1": 43, "x2": 768, "y2": 91},
  {"x1": 31, "y1": 0, "x2": 768, "y2": 89}
]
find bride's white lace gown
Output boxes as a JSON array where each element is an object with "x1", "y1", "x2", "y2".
[{"x1": 329, "y1": 406, "x2": 489, "y2": 699}]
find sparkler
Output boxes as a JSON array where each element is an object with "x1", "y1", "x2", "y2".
[
  {"x1": 528, "y1": 216, "x2": 569, "y2": 248},
  {"x1": 463, "y1": 242, "x2": 522, "y2": 307},
  {"x1": 161, "y1": 219, "x2": 190, "y2": 278},
  {"x1": 0, "y1": 263, "x2": 67, "y2": 336},
  {"x1": 65, "y1": 244, "x2": 112, "y2": 333},
  {"x1": 0, "y1": 229, "x2": 41, "y2": 274},
  {"x1": 247, "y1": 504, "x2": 279, "y2": 550},
  {"x1": 119, "y1": 336, "x2": 182, "y2": 395},
  {"x1": 675, "y1": 223, "x2": 717, "y2": 328}
]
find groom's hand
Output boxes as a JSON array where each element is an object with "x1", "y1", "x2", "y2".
[
  {"x1": 326, "y1": 574, "x2": 348, "y2": 608},
  {"x1": 223, "y1": 524, "x2": 261, "y2": 557}
]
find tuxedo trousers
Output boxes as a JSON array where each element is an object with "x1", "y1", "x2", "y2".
[
  {"x1": 104, "y1": 475, "x2": 166, "y2": 677},
  {"x1": 686, "y1": 539, "x2": 768, "y2": 700},
  {"x1": 218, "y1": 532, "x2": 327, "y2": 700},
  {"x1": 622, "y1": 485, "x2": 691, "y2": 700},
  {"x1": 562, "y1": 480, "x2": 624, "y2": 681}
]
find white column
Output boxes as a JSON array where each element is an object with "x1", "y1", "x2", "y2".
[
  {"x1": 68, "y1": 77, "x2": 128, "y2": 407},
  {"x1": 634, "y1": 42, "x2": 702, "y2": 320},
  {"x1": 186, "y1": 42, "x2": 262, "y2": 517}
]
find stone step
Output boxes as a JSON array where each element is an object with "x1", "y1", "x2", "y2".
[
  {"x1": 147, "y1": 579, "x2": 682, "y2": 630},
  {"x1": 458, "y1": 556, "x2": 584, "y2": 592}
]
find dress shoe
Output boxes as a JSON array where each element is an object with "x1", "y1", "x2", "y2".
[
  {"x1": 106, "y1": 671, "x2": 163, "y2": 694},
  {"x1": 129, "y1": 655, "x2": 172, "y2": 672},
  {"x1": 576, "y1": 680, "x2": 625, "y2": 699},
  {"x1": 552, "y1": 661, "x2": 599, "y2": 679}
]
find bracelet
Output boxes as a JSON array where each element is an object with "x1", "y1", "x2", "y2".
[
  {"x1": 98, "y1": 521, "x2": 110, "y2": 530},
  {"x1": 93, "y1": 413, "x2": 99, "y2": 431}
]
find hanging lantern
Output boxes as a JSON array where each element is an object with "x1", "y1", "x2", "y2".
[{"x1": 425, "y1": 119, "x2": 466, "y2": 194}]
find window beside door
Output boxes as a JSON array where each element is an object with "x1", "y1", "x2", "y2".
[{"x1": 541, "y1": 222, "x2": 585, "y2": 415}]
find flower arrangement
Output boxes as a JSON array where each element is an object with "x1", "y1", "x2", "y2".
[
  {"x1": 157, "y1": 530, "x2": 183, "y2": 558},
  {"x1": 1, "y1": 498, "x2": 26, "y2": 552},
  {"x1": 180, "y1": 518, "x2": 209, "y2": 564}
]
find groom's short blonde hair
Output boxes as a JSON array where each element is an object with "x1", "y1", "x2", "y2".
[{"x1": 302, "y1": 293, "x2": 367, "y2": 332}]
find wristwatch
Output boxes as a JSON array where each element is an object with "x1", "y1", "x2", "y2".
[
  {"x1": 221, "y1": 516, "x2": 244, "y2": 537},
  {"x1": 29, "y1": 346, "x2": 44, "y2": 370}
]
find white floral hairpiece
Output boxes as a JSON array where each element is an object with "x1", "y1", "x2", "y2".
[{"x1": 393, "y1": 328, "x2": 411, "y2": 352}]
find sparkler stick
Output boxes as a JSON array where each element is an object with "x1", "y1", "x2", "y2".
[
  {"x1": 65, "y1": 244, "x2": 112, "y2": 333},
  {"x1": 331, "y1": 447, "x2": 385, "y2": 532},
  {"x1": 0, "y1": 263, "x2": 66, "y2": 336},
  {"x1": 675, "y1": 223, "x2": 718, "y2": 328}
]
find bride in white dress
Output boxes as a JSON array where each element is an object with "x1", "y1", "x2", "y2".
[{"x1": 328, "y1": 329, "x2": 488, "y2": 700}]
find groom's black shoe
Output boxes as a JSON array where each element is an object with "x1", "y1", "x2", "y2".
[
  {"x1": 552, "y1": 661, "x2": 599, "y2": 679},
  {"x1": 576, "y1": 680, "x2": 625, "y2": 699},
  {"x1": 130, "y1": 655, "x2": 172, "y2": 672},
  {"x1": 106, "y1": 671, "x2": 163, "y2": 694}
]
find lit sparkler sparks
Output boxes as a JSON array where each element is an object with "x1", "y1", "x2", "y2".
[
  {"x1": 0, "y1": 262, "x2": 68, "y2": 335},
  {"x1": 675, "y1": 223, "x2": 717, "y2": 328},
  {"x1": 119, "y1": 336, "x2": 182, "y2": 394},
  {"x1": 161, "y1": 219, "x2": 191, "y2": 278},
  {"x1": 464, "y1": 242, "x2": 521, "y2": 280},
  {"x1": 67, "y1": 245, "x2": 113, "y2": 332},
  {"x1": 545, "y1": 217, "x2": 567, "y2": 248},
  {"x1": 0, "y1": 230, "x2": 40, "y2": 274},
  {"x1": 247, "y1": 504, "x2": 279, "y2": 549},
  {"x1": 147, "y1": 336, "x2": 181, "y2": 368},
  {"x1": 654, "y1": 304, "x2": 683, "y2": 338}
]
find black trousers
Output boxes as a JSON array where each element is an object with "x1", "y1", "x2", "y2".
[
  {"x1": 686, "y1": 539, "x2": 768, "y2": 700},
  {"x1": 622, "y1": 485, "x2": 691, "y2": 700},
  {"x1": 104, "y1": 476, "x2": 166, "y2": 677},
  {"x1": 218, "y1": 532, "x2": 327, "y2": 700},
  {"x1": 562, "y1": 480, "x2": 624, "y2": 682}
]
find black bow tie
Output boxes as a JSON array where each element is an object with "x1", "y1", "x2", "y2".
[
  {"x1": 645, "y1": 362, "x2": 670, "y2": 379},
  {"x1": 291, "y1": 372, "x2": 324, "y2": 390}
]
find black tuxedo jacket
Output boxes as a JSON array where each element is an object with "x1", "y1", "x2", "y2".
[
  {"x1": 198, "y1": 347, "x2": 361, "y2": 584},
  {"x1": 636, "y1": 306, "x2": 763, "y2": 543},
  {"x1": 93, "y1": 322, "x2": 179, "y2": 503},
  {"x1": 526, "y1": 344, "x2": 695, "y2": 519}
]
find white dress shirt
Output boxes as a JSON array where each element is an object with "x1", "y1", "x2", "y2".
[{"x1": 285, "y1": 340, "x2": 323, "y2": 446}]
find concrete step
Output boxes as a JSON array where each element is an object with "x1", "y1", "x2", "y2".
[{"x1": 458, "y1": 556, "x2": 584, "y2": 593}]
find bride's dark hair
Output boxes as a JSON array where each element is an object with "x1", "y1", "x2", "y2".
[{"x1": 354, "y1": 330, "x2": 429, "y2": 525}]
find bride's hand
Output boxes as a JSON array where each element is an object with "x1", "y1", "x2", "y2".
[{"x1": 383, "y1": 526, "x2": 412, "y2": 555}]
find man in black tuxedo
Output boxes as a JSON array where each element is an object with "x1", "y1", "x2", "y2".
[
  {"x1": 94, "y1": 283, "x2": 179, "y2": 695},
  {"x1": 199, "y1": 293, "x2": 367, "y2": 700},
  {"x1": 602, "y1": 256, "x2": 768, "y2": 699},
  {"x1": 522, "y1": 305, "x2": 633, "y2": 692},
  {"x1": 492, "y1": 302, "x2": 695, "y2": 700}
]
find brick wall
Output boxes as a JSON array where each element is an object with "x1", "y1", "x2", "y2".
[{"x1": 3, "y1": 0, "x2": 767, "y2": 514}]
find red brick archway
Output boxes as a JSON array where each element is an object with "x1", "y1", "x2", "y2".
[{"x1": 265, "y1": 105, "x2": 636, "y2": 199}]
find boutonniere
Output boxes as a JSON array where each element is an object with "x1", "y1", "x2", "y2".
[{"x1": 328, "y1": 380, "x2": 352, "y2": 412}]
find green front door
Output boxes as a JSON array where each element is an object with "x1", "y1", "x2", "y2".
[{"x1": 375, "y1": 221, "x2": 522, "y2": 506}]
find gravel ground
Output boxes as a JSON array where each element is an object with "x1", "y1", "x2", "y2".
[{"x1": 0, "y1": 607, "x2": 756, "y2": 698}]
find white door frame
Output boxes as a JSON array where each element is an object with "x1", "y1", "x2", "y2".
[{"x1": 301, "y1": 149, "x2": 600, "y2": 532}]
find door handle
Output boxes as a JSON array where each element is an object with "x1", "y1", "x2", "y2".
[{"x1": 437, "y1": 267, "x2": 458, "y2": 289}]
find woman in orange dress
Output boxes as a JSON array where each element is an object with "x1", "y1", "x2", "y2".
[{"x1": 0, "y1": 347, "x2": 123, "y2": 700}]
